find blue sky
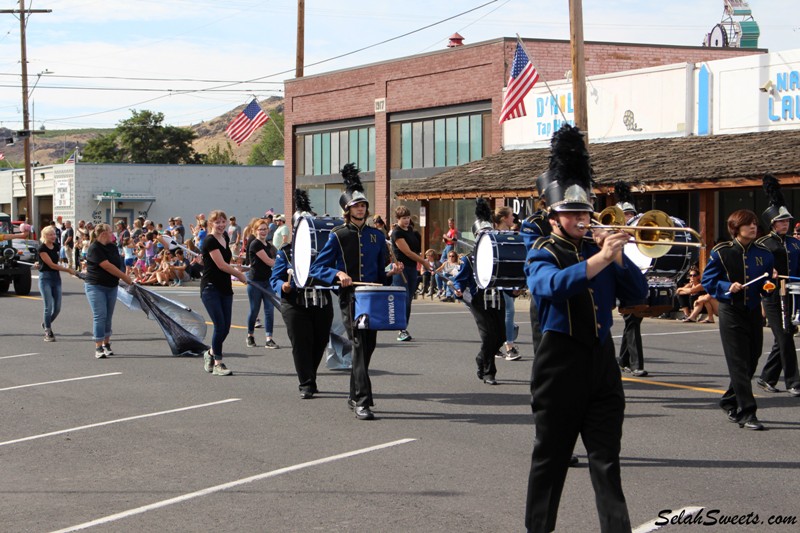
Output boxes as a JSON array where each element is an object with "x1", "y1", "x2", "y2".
[{"x1": 0, "y1": 0, "x2": 796, "y2": 130}]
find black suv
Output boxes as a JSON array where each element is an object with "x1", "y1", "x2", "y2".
[{"x1": 0, "y1": 212, "x2": 33, "y2": 295}]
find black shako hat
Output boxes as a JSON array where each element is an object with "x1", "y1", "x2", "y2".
[
  {"x1": 614, "y1": 181, "x2": 637, "y2": 214},
  {"x1": 292, "y1": 188, "x2": 315, "y2": 227},
  {"x1": 472, "y1": 197, "x2": 494, "y2": 237},
  {"x1": 762, "y1": 174, "x2": 792, "y2": 227},
  {"x1": 338, "y1": 163, "x2": 369, "y2": 212},
  {"x1": 539, "y1": 124, "x2": 594, "y2": 213}
]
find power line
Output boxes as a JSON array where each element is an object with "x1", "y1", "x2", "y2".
[{"x1": 0, "y1": 72, "x2": 284, "y2": 84}]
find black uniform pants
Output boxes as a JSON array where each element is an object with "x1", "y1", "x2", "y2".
[
  {"x1": 281, "y1": 298, "x2": 334, "y2": 393},
  {"x1": 340, "y1": 288, "x2": 377, "y2": 407},
  {"x1": 718, "y1": 302, "x2": 762, "y2": 421},
  {"x1": 526, "y1": 332, "x2": 630, "y2": 533},
  {"x1": 760, "y1": 295, "x2": 800, "y2": 389},
  {"x1": 468, "y1": 290, "x2": 505, "y2": 379},
  {"x1": 618, "y1": 313, "x2": 644, "y2": 370}
]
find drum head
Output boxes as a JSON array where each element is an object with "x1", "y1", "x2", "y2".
[
  {"x1": 624, "y1": 242, "x2": 652, "y2": 273},
  {"x1": 293, "y1": 217, "x2": 313, "y2": 287},
  {"x1": 475, "y1": 234, "x2": 494, "y2": 289}
]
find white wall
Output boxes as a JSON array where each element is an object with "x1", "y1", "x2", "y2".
[
  {"x1": 501, "y1": 48, "x2": 800, "y2": 148},
  {"x1": 2, "y1": 163, "x2": 284, "y2": 227}
]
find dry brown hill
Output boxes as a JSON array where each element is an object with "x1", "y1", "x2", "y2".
[{"x1": 0, "y1": 96, "x2": 284, "y2": 166}]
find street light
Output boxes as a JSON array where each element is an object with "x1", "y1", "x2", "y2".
[{"x1": 31, "y1": 69, "x2": 53, "y2": 155}]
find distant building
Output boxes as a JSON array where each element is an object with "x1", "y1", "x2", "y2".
[{"x1": 0, "y1": 163, "x2": 284, "y2": 230}]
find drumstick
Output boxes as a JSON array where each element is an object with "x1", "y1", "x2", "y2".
[
  {"x1": 777, "y1": 275, "x2": 800, "y2": 281},
  {"x1": 724, "y1": 272, "x2": 768, "y2": 295}
]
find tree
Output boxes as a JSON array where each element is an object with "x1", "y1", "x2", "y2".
[
  {"x1": 82, "y1": 109, "x2": 201, "y2": 164},
  {"x1": 203, "y1": 142, "x2": 240, "y2": 165},
  {"x1": 82, "y1": 133, "x2": 123, "y2": 163},
  {"x1": 248, "y1": 110, "x2": 284, "y2": 165}
]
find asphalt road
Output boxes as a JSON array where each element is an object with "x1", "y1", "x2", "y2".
[{"x1": 2, "y1": 275, "x2": 799, "y2": 532}]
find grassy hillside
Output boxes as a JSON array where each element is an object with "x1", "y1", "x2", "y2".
[{"x1": 0, "y1": 96, "x2": 284, "y2": 166}]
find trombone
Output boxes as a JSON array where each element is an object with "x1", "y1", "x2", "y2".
[{"x1": 579, "y1": 206, "x2": 704, "y2": 258}]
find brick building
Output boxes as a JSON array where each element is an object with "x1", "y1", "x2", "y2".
[{"x1": 283, "y1": 36, "x2": 762, "y2": 225}]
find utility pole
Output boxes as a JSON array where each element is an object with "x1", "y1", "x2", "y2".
[
  {"x1": 0, "y1": 0, "x2": 51, "y2": 227},
  {"x1": 568, "y1": 0, "x2": 588, "y2": 140},
  {"x1": 296, "y1": 0, "x2": 304, "y2": 78}
]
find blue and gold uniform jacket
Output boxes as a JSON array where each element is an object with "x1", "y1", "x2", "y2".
[
  {"x1": 755, "y1": 231, "x2": 800, "y2": 278},
  {"x1": 308, "y1": 222, "x2": 389, "y2": 286},
  {"x1": 525, "y1": 233, "x2": 648, "y2": 344},
  {"x1": 270, "y1": 244, "x2": 295, "y2": 296},
  {"x1": 452, "y1": 255, "x2": 477, "y2": 297},
  {"x1": 520, "y1": 211, "x2": 551, "y2": 249},
  {"x1": 702, "y1": 238, "x2": 774, "y2": 310}
]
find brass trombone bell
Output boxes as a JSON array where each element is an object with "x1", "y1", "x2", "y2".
[{"x1": 582, "y1": 209, "x2": 705, "y2": 259}]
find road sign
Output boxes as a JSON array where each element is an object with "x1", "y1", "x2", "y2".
[{"x1": 102, "y1": 191, "x2": 122, "y2": 198}]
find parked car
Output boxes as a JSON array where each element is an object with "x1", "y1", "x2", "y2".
[{"x1": 0, "y1": 213, "x2": 33, "y2": 295}]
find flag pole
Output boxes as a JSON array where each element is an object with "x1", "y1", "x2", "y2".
[{"x1": 514, "y1": 34, "x2": 569, "y2": 124}]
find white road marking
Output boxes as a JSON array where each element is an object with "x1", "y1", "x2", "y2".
[
  {"x1": 0, "y1": 352, "x2": 38, "y2": 360},
  {"x1": 49, "y1": 438, "x2": 417, "y2": 533},
  {"x1": 633, "y1": 506, "x2": 705, "y2": 533},
  {"x1": 0, "y1": 372, "x2": 122, "y2": 392},
  {"x1": 0, "y1": 398, "x2": 240, "y2": 448},
  {"x1": 613, "y1": 329, "x2": 718, "y2": 339}
]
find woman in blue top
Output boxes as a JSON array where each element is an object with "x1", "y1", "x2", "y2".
[{"x1": 38, "y1": 225, "x2": 77, "y2": 342}]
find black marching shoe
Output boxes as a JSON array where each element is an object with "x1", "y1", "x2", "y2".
[
  {"x1": 755, "y1": 378, "x2": 780, "y2": 393},
  {"x1": 354, "y1": 406, "x2": 375, "y2": 420},
  {"x1": 725, "y1": 409, "x2": 738, "y2": 423},
  {"x1": 788, "y1": 387, "x2": 800, "y2": 397},
  {"x1": 347, "y1": 399, "x2": 357, "y2": 410},
  {"x1": 569, "y1": 455, "x2": 579, "y2": 467},
  {"x1": 483, "y1": 375, "x2": 498, "y2": 385},
  {"x1": 739, "y1": 417, "x2": 765, "y2": 430},
  {"x1": 300, "y1": 390, "x2": 314, "y2": 399}
]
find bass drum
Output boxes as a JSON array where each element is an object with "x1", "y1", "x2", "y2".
[
  {"x1": 624, "y1": 214, "x2": 698, "y2": 281},
  {"x1": 292, "y1": 215, "x2": 344, "y2": 288},
  {"x1": 474, "y1": 231, "x2": 527, "y2": 289}
]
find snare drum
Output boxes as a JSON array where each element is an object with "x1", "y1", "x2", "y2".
[
  {"x1": 474, "y1": 231, "x2": 527, "y2": 289},
  {"x1": 292, "y1": 215, "x2": 344, "y2": 288},
  {"x1": 354, "y1": 286, "x2": 408, "y2": 330}
]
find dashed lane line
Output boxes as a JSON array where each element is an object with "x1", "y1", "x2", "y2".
[
  {"x1": 49, "y1": 438, "x2": 417, "y2": 533},
  {"x1": 0, "y1": 372, "x2": 122, "y2": 392},
  {"x1": 0, "y1": 398, "x2": 240, "y2": 448}
]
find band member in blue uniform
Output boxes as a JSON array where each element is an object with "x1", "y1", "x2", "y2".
[
  {"x1": 271, "y1": 189, "x2": 334, "y2": 399},
  {"x1": 755, "y1": 175, "x2": 800, "y2": 397},
  {"x1": 614, "y1": 181, "x2": 649, "y2": 377},
  {"x1": 524, "y1": 125, "x2": 648, "y2": 533},
  {"x1": 452, "y1": 198, "x2": 506, "y2": 385},
  {"x1": 308, "y1": 164, "x2": 403, "y2": 420},
  {"x1": 702, "y1": 209, "x2": 775, "y2": 430}
]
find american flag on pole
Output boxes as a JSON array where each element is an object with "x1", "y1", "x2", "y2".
[
  {"x1": 499, "y1": 42, "x2": 540, "y2": 124},
  {"x1": 65, "y1": 150, "x2": 77, "y2": 163},
  {"x1": 226, "y1": 99, "x2": 270, "y2": 146}
]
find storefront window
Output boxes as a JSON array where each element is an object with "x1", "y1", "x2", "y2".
[{"x1": 295, "y1": 126, "x2": 376, "y2": 177}]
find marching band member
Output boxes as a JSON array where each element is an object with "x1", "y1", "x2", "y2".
[
  {"x1": 308, "y1": 163, "x2": 403, "y2": 420},
  {"x1": 755, "y1": 174, "x2": 800, "y2": 397},
  {"x1": 270, "y1": 189, "x2": 334, "y2": 399},
  {"x1": 702, "y1": 209, "x2": 774, "y2": 430},
  {"x1": 614, "y1": 181, "x2": 649, "y2": 377},
  {"x1": 525, "y1": 124, "x2": 648, "y2": 533},
  {"x1": 452, "y1": 198, "x2": 506, "y2": 385}
]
